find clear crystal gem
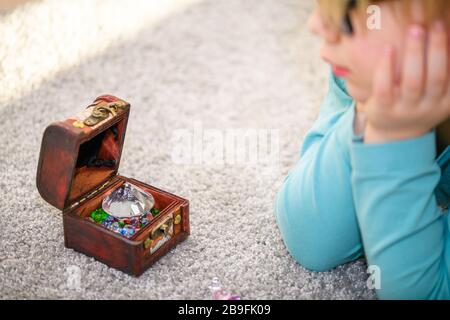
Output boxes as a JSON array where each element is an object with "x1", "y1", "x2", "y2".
[
  {"x1": 209, "y1": 277, "x2": 223, "y2": 292},
  {"x1": 102, "y1": 182, "x2": 155, "y2": 219}
]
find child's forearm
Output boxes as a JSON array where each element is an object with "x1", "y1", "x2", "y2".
[
  {"x1": 276, "y1": 107, "x2": 363, "y2": 271},
  {"x1": 276, "y1": 70, "x2": 363, "y2": 272},
  {"x1": 350, "y1": 131, "x2": 450, "y2": 299}
]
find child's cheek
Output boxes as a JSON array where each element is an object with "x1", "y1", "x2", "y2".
[{"x1": 347, "y1": 42, "x2": 379, "y2": 97}]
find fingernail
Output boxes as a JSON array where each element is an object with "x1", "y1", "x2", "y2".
[{"x1": 409, "y1": 25, "x2": 424, "y2": 38}]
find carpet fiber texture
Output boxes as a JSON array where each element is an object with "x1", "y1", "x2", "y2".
[{"x1": 0, "y1": 0, "x2": 376, "y2": 299}]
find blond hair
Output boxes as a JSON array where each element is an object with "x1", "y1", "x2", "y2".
[{"x1": 318, "y1": 0, "x2": 450, "y2": 30}]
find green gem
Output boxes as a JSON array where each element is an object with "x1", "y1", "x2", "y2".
[
  {"x1": 118, "y1": 221, "x2": 125, "y2": 228},
  {"x1": 90, "y1": 208, "x2": 109, "y2": 223},
  {"x1": 151, "y1": 208, "x2": 160, "y2": 217}
]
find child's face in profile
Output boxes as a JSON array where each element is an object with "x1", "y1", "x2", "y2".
[{"x1": 308, "y1": 1, "x2": 417, "y2": 103}]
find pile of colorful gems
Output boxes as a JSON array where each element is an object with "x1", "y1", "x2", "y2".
[
  {"x1": 89, "y1": 207, "x2": 161, "y2": 238},
  {"x1": 209, "y1": 277, "x2": 241, "y2": 300}
]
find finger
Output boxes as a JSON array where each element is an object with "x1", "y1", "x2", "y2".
[
  {"x1": 401, "y1": 25, "x2": 426, "y2": 103},
  {"x1": 426, "y1": 21, "x2": 448, "y2": 100},
  {"x1": 373, "y1": 46, "x2": 395, "y2": 108}
]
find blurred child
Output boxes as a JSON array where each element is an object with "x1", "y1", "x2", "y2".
[{"x1": 276, "y1": 0, "x2": 450, "y2": 299}]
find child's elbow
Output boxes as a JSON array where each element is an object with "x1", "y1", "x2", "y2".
[
  {"x1": 301, "y1": 261, "x2": 338, "y2": 273},
  {"x1": 288, "y1": 246, "x2": 340, "y2": 272},
  {"x1": 276, "y1": 207, "x2": 350, "y2": 272}
]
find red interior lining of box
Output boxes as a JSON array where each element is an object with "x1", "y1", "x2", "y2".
[{"x1": 67, "y1": 118, "x2": 127, "y2": 204}]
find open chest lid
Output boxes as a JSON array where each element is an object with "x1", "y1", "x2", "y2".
[{"x1": 36, "y1": 95, "x2": 130, "y2": 210}]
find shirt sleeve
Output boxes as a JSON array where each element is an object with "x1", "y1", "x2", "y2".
[
  {"x1": 300, "y1": 70, "x2": 354, "y2": 158},
  {"x1": 275, "y1": 70, "x2": 363, "y2": 271},
  {"x1": 350, "y1": 131, "x2": 450, "y2": 299}
]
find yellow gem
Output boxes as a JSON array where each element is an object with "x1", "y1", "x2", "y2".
[
  {"x1": 174, "y1": 214, "x2": 182, "y2": 225},
  {"x1": 72, "y1": 120, "x2": 85, "y2": 128},
  {"x1": 144, "y1": 238, "x2": 152, "y2": 249}
]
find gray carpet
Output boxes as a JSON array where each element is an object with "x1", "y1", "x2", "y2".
[{"x1": 0, "y1": 0, "x2": 376, "y2": 299}]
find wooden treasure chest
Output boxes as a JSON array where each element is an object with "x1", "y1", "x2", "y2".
[{"x1": 36, "y1": 95, "x2": 190, "y2": 276}]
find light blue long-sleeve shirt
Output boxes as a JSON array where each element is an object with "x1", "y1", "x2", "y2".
[{"x1": 275, "y1": 70, "x2": 450, "y2": 299}]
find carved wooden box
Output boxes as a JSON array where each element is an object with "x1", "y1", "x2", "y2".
[{"x1": 36, "y1": 95, "x2": 190, "y2": 276}]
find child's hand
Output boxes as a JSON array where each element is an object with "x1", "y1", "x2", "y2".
[{"x1": 361, "y1": 22, "x2": 450, "y2": 143}]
